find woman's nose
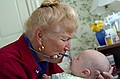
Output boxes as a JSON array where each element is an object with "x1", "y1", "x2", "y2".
[
  {"x1": 65, "y1": 46, "x2": 70, "y2": 51},
  {"x1": 65, "y1": 41, "x2": 71, "y2": 51}
]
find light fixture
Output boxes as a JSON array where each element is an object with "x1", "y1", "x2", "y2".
[{"x1": 90, "y1": 0, "x2": 120, "y2": 15}]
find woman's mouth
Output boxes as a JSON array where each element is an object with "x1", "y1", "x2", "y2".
[{"x1": 50, "y1": 53, "x2": 72, "y2": 60}]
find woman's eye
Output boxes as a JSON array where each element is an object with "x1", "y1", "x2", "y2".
[
  {"x1": 61, "y1": 39, "x2": 67, "y2": 42},
  {"x1": 61, "y1": 38, "x2": 70, "y2": 42},
  {"x1": 60, "y1": 37, "x2": 71, "y2": 42}
]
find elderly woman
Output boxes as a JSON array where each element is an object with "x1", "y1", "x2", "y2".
[{"x1": 0, "y1": 0, "x2": 113, "y2": 79}]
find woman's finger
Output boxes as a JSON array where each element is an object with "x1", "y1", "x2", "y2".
[
  {"x1": 42, "y1": 74, "x2": 48, "y2": 79},
  {"x1": 102, "y1": 72, "x2": 113, "y2": 79},
  {"x1": 97, "y1": 74, "x2": 105, "y2": 79},
  {"x1": 108, "y1": 67, "x2": 114, "y2": 74},
  {"x1": 94, "y1": 70, "x2": 113, "y2": 79},
  {"x1": 94, "y1": 70, "x2": 104, "y2": 79}
]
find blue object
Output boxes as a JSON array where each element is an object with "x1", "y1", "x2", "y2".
[
  {"x1": 24, "y1": 35, "x2": 48, "y2": 79},
  {"x1": 95, "y1": 29, "x2": 106, "y2": 46}
]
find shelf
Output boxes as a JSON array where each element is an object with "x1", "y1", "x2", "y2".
[{"x1": 97, "y1": 42, "x2": 120, "y2": 51}]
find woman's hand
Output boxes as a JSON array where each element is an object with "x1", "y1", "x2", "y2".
[
  {"x1": 42, "y1": 74, "x2": 48, "y2": 79},
  {"x1": 94, "y1": 67, "x2": 113, "y2": 79}
]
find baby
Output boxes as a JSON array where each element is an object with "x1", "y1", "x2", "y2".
[{"x1": 48, "y1": 49, "x2": 110, "y2": 79}]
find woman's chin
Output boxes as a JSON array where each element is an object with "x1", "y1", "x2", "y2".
[{"x1": 51, "y1": 57, "x2": 63, "y2": 63}]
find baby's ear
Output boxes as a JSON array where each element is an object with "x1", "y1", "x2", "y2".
[{"x1": 81, "y1": 69, "x2": 91, "y2": 77}]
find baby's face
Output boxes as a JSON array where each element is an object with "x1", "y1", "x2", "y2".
[{"x1": 70, "y1": 55, "x2": 84, "y2": 76}]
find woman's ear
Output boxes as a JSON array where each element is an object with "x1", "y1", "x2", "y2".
[
  {"x1": 81, "y1": 69, "x2": 91, "y2": 77},
  {"x1": 36, "y1": 28, "x2": 43, "y2": 39},
  {"x1": 35, "y1": 28, "x2": 43, "y2": 46}
]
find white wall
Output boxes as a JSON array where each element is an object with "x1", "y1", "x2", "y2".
[{"x1": 0, "y1": 0, "x2": 42, "y2": 48}]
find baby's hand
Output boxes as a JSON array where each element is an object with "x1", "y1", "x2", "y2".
[{"x1": 42, "y1": 74, "x2": 48, "y2": 79}]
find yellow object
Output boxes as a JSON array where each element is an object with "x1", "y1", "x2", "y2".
[
  {"x1": 117, "y1": 31, "x2": 120, "y2": 38},
  {"x1": 105, "y1": 36, "x2": 113, "y2": 45},
  {"x1": 90, "y1": 21, "x2": 104, "y2": 32}
]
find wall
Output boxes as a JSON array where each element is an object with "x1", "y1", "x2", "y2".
[
  {"x1": 58, "y1": 0, "x2": 105, "y2": 72},
  {"x1": 61, "y1": 0, "x2": 102, "y2": 57},
  {"x1": 0, "y1": 0, "x2": 42, "y2": 48}
]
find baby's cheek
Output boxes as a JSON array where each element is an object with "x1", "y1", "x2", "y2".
[{"x1": 71, "y1": 60, "x2": 76, "y2": 66}]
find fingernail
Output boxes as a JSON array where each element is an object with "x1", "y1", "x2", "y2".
[{"x1": 103, "y1": 72, "x2": 107, "y2": 74}]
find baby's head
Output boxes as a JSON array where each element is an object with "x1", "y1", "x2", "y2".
[{"x1": 70, "y1": 49, "x2": 110, "y2": 79}]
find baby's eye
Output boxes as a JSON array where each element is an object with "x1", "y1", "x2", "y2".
[
  {"x1": 75, "y1": 56, "x2": 79, "y2": 60},
  {"x1": 74, "y1": 57, "x2": 79, "y2": 60},
  {"x1": 76, "y1": 58, "x2": 79, "y2": 60}
]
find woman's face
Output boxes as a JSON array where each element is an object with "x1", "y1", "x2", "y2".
[{"x1": 42, "y1": 32, "x2": 74, "y2": 63}]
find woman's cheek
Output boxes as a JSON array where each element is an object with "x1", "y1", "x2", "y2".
[{"x1": 58, "y1": 42, "x2": 65, "y2": 50}]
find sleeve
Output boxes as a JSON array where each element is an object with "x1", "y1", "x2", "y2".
[
  {"x1": 48, "y1": 73, "x2": 65, "y2": 79},
  {"x1": 0, "y1": 50, "x2": 28, "y2": 79},
  {"x1": 46, "y1": 63, "x2": 64, "y2": 76},
  {"x1": 0, "y1": 71, "x2": 16, "y2": 79},
  {"x1": 48, "y1": 72, "x2": 84, "y2": 79}
]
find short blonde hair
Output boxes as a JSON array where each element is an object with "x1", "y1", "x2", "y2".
[{"x1": 25, "y1": 0, "x2": 78, "y2": 37}]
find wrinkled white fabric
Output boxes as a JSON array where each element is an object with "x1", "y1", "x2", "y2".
[{"x1": 48, "y1": 72, "x2": 84, "y2": 79}]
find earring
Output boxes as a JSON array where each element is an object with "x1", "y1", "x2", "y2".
[{"x1": 39, "y1": 45, "x2": 45, "y2": 52}]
